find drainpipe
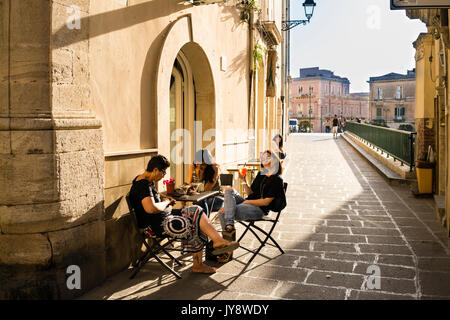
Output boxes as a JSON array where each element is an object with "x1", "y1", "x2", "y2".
[{"x1": 248, "y1": 6, "x2": 256, "y2": 159}]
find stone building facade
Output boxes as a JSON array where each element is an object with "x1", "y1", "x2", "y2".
[
  {"x1": 289, "y1": 67, "x2": 369, "y2": 133},
  {"x1": 406, "y1": 8, "x2": 450, "y2": 236},
  {"x1": 0, "y1": 0, "x2": 286, "y2": 298},
  {"x1": 368, "y1": 70, "x2": 416, "y2": 130}
]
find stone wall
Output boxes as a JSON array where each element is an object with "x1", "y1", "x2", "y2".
[{"x1": 0, "y1": 0, "x2": 106, "y2": 299}]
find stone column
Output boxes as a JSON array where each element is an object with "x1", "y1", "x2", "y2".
[
  {"x1": 0, "y1": 0, "x2": 105, "y2": 299},
  {"x1": 413, "y1": 33, "x2": 436, "y2": 161}
]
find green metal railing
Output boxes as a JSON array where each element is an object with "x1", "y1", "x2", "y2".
[{"x1": 345, "y1": 122, "x2": 416, "y2": 171}]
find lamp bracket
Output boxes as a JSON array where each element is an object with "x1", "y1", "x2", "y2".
[{"x1": 281, "y1": 20, "x2": 309, "y2": 31}]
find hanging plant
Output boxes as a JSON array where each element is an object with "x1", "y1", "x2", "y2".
[
  {"x1": 239, "y1": 0, "x2": 259, "y2": 23},
  {"x1": 253, "y1": 43, "x2": 265, "y2": 71},
  {"x1": 242, "y1": 0, "x2": 259, "y2": 10}
]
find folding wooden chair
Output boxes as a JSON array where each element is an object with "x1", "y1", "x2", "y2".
[
  {"x1": 237, "y1": 182, "x2": 288, "y2": 264},
  {"x1": 125, "y1": 193, "x2": 183, "y2": 280}
]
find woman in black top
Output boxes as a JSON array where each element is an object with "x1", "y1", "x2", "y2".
[
  {"x1": 219, "y1": 150, "x2": 285, "y2": 234},
  {"x1": 128, "y1": 155, "x2": 239, "y2": 274}
]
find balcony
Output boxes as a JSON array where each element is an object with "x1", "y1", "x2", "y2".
[
  {"x1": 260, "y1": 21, "x2": 282, "y2": 46},
  {"x1": 393, "y1": 117, "x2": 405, "y2": 122}
]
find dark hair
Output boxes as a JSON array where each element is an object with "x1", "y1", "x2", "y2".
[
  {"x1": 260, "y1": 150, "x2": 282, "y2": 176},
  {"x1": 193, "y1": 149, "x2": 214, "y2": 165},
  {"x1": 272, "y1": 134, "x2": 283, "y2": 148},
  {"x1": 202, "y1": 164, "x2": 216, "y2": 184},
  {"x1": 146, "y1": 155, "x2": 170, "y2": 172}
]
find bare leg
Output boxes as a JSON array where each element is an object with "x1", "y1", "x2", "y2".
[
  {"x1": 191, "y1": 250, "x2": 216, "y2": 274},
  {"x1": 199, "y1": 213, "x2": 229, "y2": 248}
]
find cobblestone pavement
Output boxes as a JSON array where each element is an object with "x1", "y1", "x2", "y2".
[{"x1": 80, "y1": 133, "x2": 450, "y2": 300}]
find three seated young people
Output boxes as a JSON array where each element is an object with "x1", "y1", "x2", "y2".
[{"x1": 128, "y1": 155, "x2": 239, "y2": 274}]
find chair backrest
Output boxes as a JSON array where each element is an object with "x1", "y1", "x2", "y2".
[
  {"x1": 272, "y1": 182, "x2": 288, "y2": 216},
  {"x1": 220, "y1": 173, "x2": 233, "y2": 186},
  {"x1": 125, "y1": 193, "x2": 141, "y2": 231}
]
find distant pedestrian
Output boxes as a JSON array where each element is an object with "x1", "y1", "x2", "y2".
[
  {"x1": 341, "y1": 118, "x2": 346, "y2": 132},
  {"x1": 331, "y1": 114, "x2": 340, "y2": 139},
  {"x1": 325, "y1": 118, "x2": 331, "y2": 133}
]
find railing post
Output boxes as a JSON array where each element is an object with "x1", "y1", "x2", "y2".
[{"x1": 410, "y1": 132, "x2": 416, "y2": 172}]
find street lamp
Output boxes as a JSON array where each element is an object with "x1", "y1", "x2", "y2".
[
  {"x1": 308, "y1": 86, "x2": 313, "y2": 132},
  {"x1": 282, "y1": 0, "x2": 317, "y2": 31}
]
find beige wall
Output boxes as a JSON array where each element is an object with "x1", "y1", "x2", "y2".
[{"x1": 89, "y1": 1, "x2": 250, "y2": 158}]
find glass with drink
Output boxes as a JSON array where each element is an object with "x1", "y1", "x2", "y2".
[{"x1": 238, "y1": 166, "x2": 247, "y2": 185}]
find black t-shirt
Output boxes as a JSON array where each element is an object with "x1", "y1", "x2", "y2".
[
  {"x1": 247, "y1": 172, "x2": 284, "y2": 214},
  {"x1": 129, "y1": 176, "x2": 166, "y2": 234},
  {"x1": 332, "y1": 118, "x2": 339, "y2": 126}
]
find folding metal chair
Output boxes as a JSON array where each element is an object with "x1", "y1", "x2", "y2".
[
  {"x1": 237, "y1": 182, "x2": 288, "y2": 264},
  {"x1": 125, "y1": 193, "x2": 183, "y2": 280}
]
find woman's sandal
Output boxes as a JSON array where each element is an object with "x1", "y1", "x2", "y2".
[
  {"x1": 216, "y1": 252, "x2": 232, "y2": 263},
  {"x1": 212, "y1": 241, "x2": 239, "y2": 255}
]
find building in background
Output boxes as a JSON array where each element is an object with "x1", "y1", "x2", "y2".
[
  {"x1": 368, "y1": 70, "x2": 416, "y2": 130},
  {"x1": 289, "y1": 67, "x2": 369, "y2": 132}
]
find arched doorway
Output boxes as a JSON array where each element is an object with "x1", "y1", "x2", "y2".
[
  {"x1": 169, "y1": 52, "x2": 195, "y2": 183},
  {"x1": 168, "y1": 43, "x2": 216, "y2": 184},
  {"x1": 155, "y1": 16, "x2": 216, "y2": 186}
]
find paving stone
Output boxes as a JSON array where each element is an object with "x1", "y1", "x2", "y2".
[
  {"x1": 353, "y1": 262, "x2": 416, "y2": 279},
  {"x1": 327, "y1": 234, "x2": 367, "y2": 243},
  {"x1": 419, "y1": 271, "x2": 450, "y2": 296},
  {"x1": 326, "y1": 220, "x2": 363, "y2": 227},
  {"x1": 324, "y1": 252, "x2": 376, "y2": 263},
  {"x1": 393, "y1": 217, "x2": 427, "y2": 227},
  {"x1": 359, "y1": 244, "x2": 412, "y2": 255},
  {"x1": 220, "y1": 275, "x2": 280, "y2": 296},
  {"x1": 361, "y1": 221, "x2": 396, "y2": 228},
  {"x1": 374, "y1": 277, "x2": 417, "y2": 295},
  {"x1": 418, "y1": 257, "x2": 450, "y2": 272},
  {"x1": 247, "y1": 265, "x2": 308, "y2": 283},
  {"x1": 294, "y1": 257, "x2": 354, "y2": 273},
  {"x1": 306, "y1": 270, "x2": 365, "y2": 289},
  {"x1": 366, "y1": 236, "x2": 406, "y2": 245},
  {"x1": 350, "y1": 215, "x2": 393, "y2": 222},
  {"x1": 397, "y1": 227, "x2": 437, "y2": 241},
  {"x1": 377, "y1": 255, "x2": 415, "y2": 267},
  {"x1": 313, "y1": 242, "x2": 358, "y2": 253},
  {"x1": 348, "y1": 290, "x2": 415, "y2": 300},
  {"x1": 322, "y1": 214, "x2": 351, "y2": 221},
  {"x1": 388, "y1": 210, "x2": 415, "y2": 218},
  {"x1": 408, "y1": 241, "x2": 450, "y2": 257},
  {"x1": 273, "y1": 282, "x2": 347, "y2": 300},
  {"x1": 315, "y1": 226, "x2": 351, "y2": 235},
  {"x1": 421, "y1": 295, "x2": 450, "y2": 300},
  {"x1": 351, "y1": 227, "x2": 401, "y2": 237}
]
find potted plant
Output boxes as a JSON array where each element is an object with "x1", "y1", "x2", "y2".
[{"x1": 163, "y1": 178, "x2": 175, "y2": 195}]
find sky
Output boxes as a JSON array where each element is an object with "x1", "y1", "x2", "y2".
[{"x1": 289, "y1": 0, "x2": 428, "y2": 93}]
